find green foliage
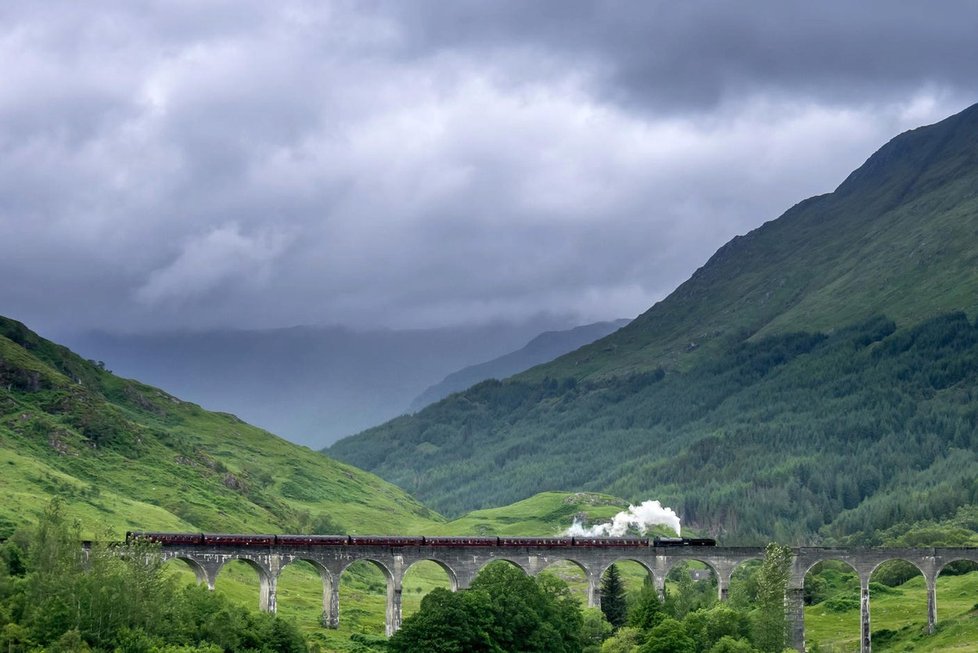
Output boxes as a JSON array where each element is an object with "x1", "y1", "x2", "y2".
[
  {"x1": 728, "y1": 563, "x2": 761, "y2": 611},
  {"x1": 390, "y1": 562, "x2": 583, "y2": 653},
  {"x1": 386, "y1": 588, "x2": 496, "y2": 653},
  {"x1": 600, "y1": 626, "x2": 645, "y2": 653},
  {"x1": 707, "y1": 636, "x2": 759, "y2": 653},
  {"x1": 638, "y1": 618, "x2": 695, "y2": 653},
  {"x1": 629, "y1": 585, "x2": 665, "y2": 631},
  {"x1": 581, "y1": 607, "x2": 614, "y2": 651},
  {"x1": 477, "y1": 563, "x2": 584, "y2": 653},
  {"x1": 684, "y1": 604, "x2": 751, "y2": 651},
  {"x1": 0, "y1": 500, "x2": 308, "y2": 653},
  {"x1": 804, "y1": 569, "x2": 978, "y2": 652},
  {"x1": 332, "y1": 312, "x2": 978, "y2": 543},
  {"x1": 665, "y1": 564, "x2": 716, "y2": 620},
  {"x1": 822, "y1": 593, "x2": 860, "y2": 612},
  {"x1": 601, "y1": 564, "x2": 629, "y2": 629},
  {"x1": 751, "y1": 544, "x2": 792, "y2": 653},
  {"x1": 871, "y1": 559, "x2": 920, "y2": 588}
]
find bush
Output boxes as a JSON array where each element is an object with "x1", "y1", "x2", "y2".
[
  {"x1": 639, "y1": 618, "x2": 695, "y2": 653},
  {"x1": 823, "y1": 593, "x2": 860, "y2": 612},
  {"x1": 601, "y1": 626, "x2": 645, "y2": 653},
  {"x1": 708, "y1": 636, "x2": 760, "y2": 653},
  {"x1": 869, "y1": 581, "x2": 901, "y2": 596},
  {"x1": 390, "y1": 563, "x2": 583, "y2": 653}
]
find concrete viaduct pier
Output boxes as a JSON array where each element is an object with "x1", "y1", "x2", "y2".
[{"x1": 155, "y1": 539, "x2": 978, "y2": 652}]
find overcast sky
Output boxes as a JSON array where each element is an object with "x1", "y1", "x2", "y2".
[{"x1": 2, "y1": 1, "x2": 977, "y2": 335}]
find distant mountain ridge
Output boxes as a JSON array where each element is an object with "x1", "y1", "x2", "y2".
[
  {"x1": 63, "y1": 317, "x2": 574, "y2": 448},
  {"x1": 329, "y1": 102, "x2": 978, "y2": 543},
  {"x1": 409, "y1": 319, "x2": 630, "y2": 411}
]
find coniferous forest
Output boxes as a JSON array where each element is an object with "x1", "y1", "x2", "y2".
[{"x1": 332, "y1": 312, "x2": 978, "y2": 543}]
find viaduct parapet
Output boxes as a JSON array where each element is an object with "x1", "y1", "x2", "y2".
[{"x1": 157, "y1": 540, "x2": 978, "y2": 652}]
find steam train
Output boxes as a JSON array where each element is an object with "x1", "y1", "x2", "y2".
[{"x1": 126, "y1": 532, "x2": 716, "y2": 548}]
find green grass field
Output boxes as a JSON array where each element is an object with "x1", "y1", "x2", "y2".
[{"x1": 805, "y1": 572, "x2": 978, "y2": 652}]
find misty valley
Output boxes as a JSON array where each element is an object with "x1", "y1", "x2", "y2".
[{"x1": 4, "y1": 5, "x2": 978, "y2": 653}]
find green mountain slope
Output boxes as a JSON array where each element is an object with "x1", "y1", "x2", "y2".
[
  {"x1": 329, "y1": 104, "x2": 978, "y2": 543},
  {"x1": 522, "y1": 102, "x2": 978, "y2": 379},
  {"x1": 0, "y1": 315, "x2": 441, "y2": 538}
]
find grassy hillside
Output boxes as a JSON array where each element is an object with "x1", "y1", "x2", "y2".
[
  {"x1": 0, "y1": 317, "x2": 667, "y2": 653},
  {"x1": 805, "y1": 571, "x2": 978, "y2": 652},
  {"x1": 0, "y1": 315, "x2": 441, "y2": 539},
  {"x1": 329, "y1": 104, "x2": 978, "y2": 542}
]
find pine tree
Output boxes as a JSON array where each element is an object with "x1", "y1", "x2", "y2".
[
  {"x1": 600, "y1": 564, "x2": 628, "y2": 629},
  {"x1": 629, "y1": 582, "x2": 665, "y2": 631}
]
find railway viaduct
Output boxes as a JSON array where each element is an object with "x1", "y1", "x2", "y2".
[{"x1": 158, "y1": 541, "x2": 978, "y2": 653}]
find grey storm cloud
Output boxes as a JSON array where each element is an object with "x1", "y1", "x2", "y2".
[{"x1": 1, "y1": 1, "x2": 976, "y2": 334}]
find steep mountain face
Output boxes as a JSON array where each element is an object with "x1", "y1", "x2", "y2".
[
  {"x1": 0, "y1": 315, "x2": 442, "y2": 538},
  {"x1": 409, "y1": 320, "x2": 631, "y2": 411},
  {"x1": 63, "y1": 318, "x2": 570, "y2": 448},
  {"x1": 519, "y1": 102, "x2": 978, "y2": 381},
  {"x1": 329, "y1": 104, "x2": 978, "y2": 543}
]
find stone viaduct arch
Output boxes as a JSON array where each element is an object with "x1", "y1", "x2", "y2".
[{"x1": 158, "y1": 541, "x2": 978, "y2": 651}]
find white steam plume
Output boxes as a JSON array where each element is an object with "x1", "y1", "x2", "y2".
[{"x1": 564, "y1": 500, "x2": 681, "y2": 537}]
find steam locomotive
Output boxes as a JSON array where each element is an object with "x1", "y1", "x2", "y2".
[{"x1": 126, "y1": 532, "x2": 716, "y2": 548}]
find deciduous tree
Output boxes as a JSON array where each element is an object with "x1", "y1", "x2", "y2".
[{"x1": 751, "y1": 543, "x2": 792, "y2": 653}]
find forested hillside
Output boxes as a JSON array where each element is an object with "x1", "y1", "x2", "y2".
[{"x1": 329, "y1": 104, "x2": 978, "y2": 543}]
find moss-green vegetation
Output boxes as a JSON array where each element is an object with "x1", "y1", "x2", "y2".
[
  {"x1": 0, "y1": 315, "x2": 442, "y2": 540},
  {"x1": 389, "y1": 562, "x2": 584, "y2": 653},
  {"x1": 429, "y1": 492, "x2": 631, "y2": 536},
  {"x1": 0, "y1": 500, "x2": 309, "y2": 653},
  {"x1": 805, "y1": 571, "x2": 978, "y2": 652}
]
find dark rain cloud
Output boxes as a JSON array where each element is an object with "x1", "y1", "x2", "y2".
[
  {"x1": 383, "y1": 1, "x2": 978, "y2": 110},
  {"x1": 0, "y1": 1, "x2": 975, "y2": 334}
]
